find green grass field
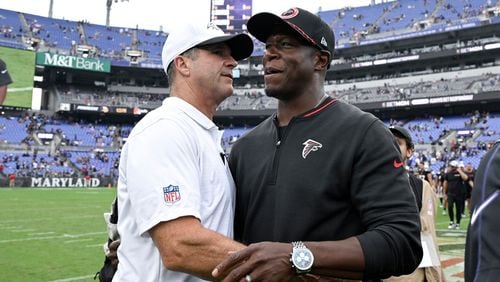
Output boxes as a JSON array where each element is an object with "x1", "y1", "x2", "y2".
[
  {"x1": 0, "y1": 188, "x2": 116, "y2": 281},
  {"x1": 0, "y1": 46, "x2": 36, "y2": 108},
  {"x1": 0, "y1": 188, "x2": 468, "y2": 281}
]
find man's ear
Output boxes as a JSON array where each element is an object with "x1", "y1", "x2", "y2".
[
  {"x1": 406, "y1": 148, "x2": 414, "y2": 160},
  {"x1": 314, "y1": 51, "x2": 330, "y2": 71},
  {"x1": 173, "y1": 56, "x2": 190, "y2": 76}
]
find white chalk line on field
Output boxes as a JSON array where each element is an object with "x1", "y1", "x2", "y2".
[
  {"x1": 48, "y1": 274, "x2": 95, "y2": 282},
  {"x1": 0, "y1": 214, "x2": 98, "y2": 224},
  {"x1": 9, "y1": 87, "x2": 33, "y2": 92},
  {"x1": 64, "y1": 238, "x2": 93, "y2": 244},
  {"x1": 29, "y1": 232, "x2": 56, "y2": 236},
  {"x1": 0, "y1": 231, "x2": 105, "y2": 243},
  {"x1": 10, "y1": 228, "x2": 36, "y2": 233},
  {"x1": 85, "y1": 243, "x2": 105, "y2": 248},
  {"x1": 1, "y1": 225, "x2": 23, "y2": 230}
]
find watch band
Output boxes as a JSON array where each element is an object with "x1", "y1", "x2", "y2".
[{"x1": 292, "y1": 241, "x2": 307, "y2": 249}]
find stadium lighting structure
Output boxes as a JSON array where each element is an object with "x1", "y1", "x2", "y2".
[
  {"x1": 106, "y1": 0, "x2": 129, "y2": 27},
  {"x1": 48, "y1": 0, "x2": 54, "y2": 18}
]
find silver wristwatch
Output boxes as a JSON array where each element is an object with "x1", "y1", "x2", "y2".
[{"x1": 290, "y1": 241, "x2": 314, "y2": 274}]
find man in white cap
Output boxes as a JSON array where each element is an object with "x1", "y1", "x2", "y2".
[{"x1": 113, "y1": 21, "x2": 253, "y2": 281}]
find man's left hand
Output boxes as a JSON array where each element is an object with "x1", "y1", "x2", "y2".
[{"x1": 212, "y1": 241, "x2": 301, "y2": 281}]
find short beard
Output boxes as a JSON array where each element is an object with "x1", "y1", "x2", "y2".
[{"x1": 264, "y1": 87, "x2": 299, "y2": 102}]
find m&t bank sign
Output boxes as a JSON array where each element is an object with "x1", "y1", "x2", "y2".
[{"x1": 36, "y1": 52, "x2": 111, "y2": 73}]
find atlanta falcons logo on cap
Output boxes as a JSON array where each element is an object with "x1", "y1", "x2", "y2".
[
  {"x1": 281, "y1": 7, "x2": 299, "y2": 19},
  {"x1": 302, "y1": 139, "x2": 323, "y2": 159}
]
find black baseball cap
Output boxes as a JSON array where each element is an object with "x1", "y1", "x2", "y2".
[
  {"x1": 247, "y1": 7, "x2": 335, "y2": 63},
  {"x1": 389, "y1": 126, "x2": 414, "y2": 149}
]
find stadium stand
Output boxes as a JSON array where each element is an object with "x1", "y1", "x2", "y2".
[
  {"x1": 0, "y1": 115, "x2": 31, "y2": 144},
  {"x1": 0, "y1": 1, "x2": 499, "y2": 187},
  {"x1": 24, "y1": 14, "x2": 81, "y2": 50}
]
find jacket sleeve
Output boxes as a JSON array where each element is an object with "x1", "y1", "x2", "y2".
[{"x1": 351, "y1": 120, "x2": 423, "y2": 279}]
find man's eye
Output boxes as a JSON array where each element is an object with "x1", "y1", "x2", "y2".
[
  {"x1": 265, "y1": 41, "x2": 294, "y2": 49},
  {"x1": 211, "y1": 49, "x2": 224, "y2": 55}
]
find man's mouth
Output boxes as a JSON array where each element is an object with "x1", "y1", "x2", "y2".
[
  {"x1": 264, "y1": 67, "x2": 282, "y2": 75},
  {"x1": 221, "y1": 73, "x2": 233, "y2": 79}
]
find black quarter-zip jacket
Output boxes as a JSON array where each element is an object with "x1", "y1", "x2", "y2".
[
  {"x1": 229, "y1": 98, "x2": 422, "y2": 279},
  {"x1": 465, "y1": 141, "x2": 500, "y2": 282}
]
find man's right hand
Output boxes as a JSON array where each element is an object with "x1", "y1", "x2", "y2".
[{"x1": 107, "y1": 239, "x2": 120, "y2": 268}]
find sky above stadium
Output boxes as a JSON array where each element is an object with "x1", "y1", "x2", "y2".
[{"x1": 1, "y1": 0, "x2": 373, "y2": 31}]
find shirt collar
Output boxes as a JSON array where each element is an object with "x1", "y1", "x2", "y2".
[{"x1": 163, "y1": 97, "x2": 218, "y2": 131}]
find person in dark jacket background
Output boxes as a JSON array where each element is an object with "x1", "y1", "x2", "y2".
[{"x1": 465, "y1": 141, "x2": 500, "y2": 282}]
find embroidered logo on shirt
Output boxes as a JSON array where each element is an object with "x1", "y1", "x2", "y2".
[
  {"x1": 163, "y1": 185, "x2": 181, "y2": 204},
  {"x1": 393, "y1": 159, "x2": 404, "y2": 168},
  {"x1": 302, "y1": 139, "x2": 322, "y2": 159}
]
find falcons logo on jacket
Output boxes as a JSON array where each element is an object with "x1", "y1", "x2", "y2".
[{"x1": 302, "y1": 139, "x2": 323, "y2": 159}]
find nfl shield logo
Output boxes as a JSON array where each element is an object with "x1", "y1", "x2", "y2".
[{"x1": 163, "y1": 185, "x2": 181, "y2": 204}]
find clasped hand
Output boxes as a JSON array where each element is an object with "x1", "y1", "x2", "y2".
[{"x1": 212, "y1": 241, "x2": 307, "y2": 282}]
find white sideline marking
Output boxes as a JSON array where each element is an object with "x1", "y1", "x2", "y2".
[
  {"x1": 9, "y1": 87, "x2": 33, "y2": 92},
  {"x1": 29, "y1": 232, "x2": 56, "y2": 236},
  {"x1": 2, "y1": 215, "x2": 97, "y2": 224},
  {"x1": 2, "y1": 226, "x2": 23, "y2": 230},
  {"x1": 0, "y1": 232, "x2": 105, "y2": 243},
  {"x1": 75, "y1": 191, "x2": 99, "y2": 194},
  {"x1": 48, "y1": 274, "x2": 94, "y2": 282},
  {"x1": 85, "y1": 243, "x2": 104, "y2": 248},
  {"x1": 11, "y1": 229, "x2": 36, "y2": 233},
  {"x1": 64, "y1": 238, "x2": 93, "y2": 244}
]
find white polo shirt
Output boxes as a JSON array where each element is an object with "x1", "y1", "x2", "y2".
[{"x1": 114, "y1": 97, "x2": 236, "y2": 282}]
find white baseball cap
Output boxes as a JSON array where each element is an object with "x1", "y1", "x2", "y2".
[
  {"x1": 449, "y1": 160, "x2": 459, "y2": 167},
  {"x1": 161, "y1": 22, "x2": 254, "y2": 75}
]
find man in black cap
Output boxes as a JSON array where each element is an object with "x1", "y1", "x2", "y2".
[
  {"x1": 213, "y1": 8, "x2": 421, "y2": 281},
  {"x1": 0, "y1": 58, "x2": 13, "y2": 104},
  {"x1": 387, "y1": 126, "x2": 443, "y2": 281}
]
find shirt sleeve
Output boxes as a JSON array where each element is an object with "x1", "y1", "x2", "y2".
[
  {"x1": 351, "y1": 120, "x2": 423, "y2": 278},
  {"x1": 125, "y1": 119, "x2": 202, "y2": 235}
]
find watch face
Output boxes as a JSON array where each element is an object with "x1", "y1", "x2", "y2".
[{"x1": 292, "y1": 249, "x2": 314, "y2": 271}]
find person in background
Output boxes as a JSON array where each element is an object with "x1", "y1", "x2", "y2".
[
  {"x1": 465, "y1": 141, "x2": 500, "y2": 281},
  {"x1": 417, "y1": 161, "x2": 436, "y2": 194},
  {"x1": 443, "y1": 160, "x2": 469, "y2": 229},
  {"x1": 113, "y1": 21, "x2": 253, "y2": 281},
  {"x1": 463, "y1": 162, "x2": 475, "y2": 217},
  {"x1": 437, "y1": 168, "x2": 447, "y2": 215},
  {"x1": 387, "y1": 126, "x2": 444, "y2": 282},
  {"x1": 8, "y1": 172, "x2": 16, "y2": 187},
  {"x1": 0, "y1": 58, "x2": 13, "y2": 105},
  {"x1": 213, "y1": 8, "x2": 422, "y2": 282}
]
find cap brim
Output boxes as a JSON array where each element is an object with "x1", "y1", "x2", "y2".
[
  {"x1": 389, "y1": 127, "x2": 410, "y2": 140},
  {"x1": 198, "y1": 33, "x2": 254, "y2": 61},
  {"x1": 247, "y1": 12, "x2": 301, "y2": 44}
]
